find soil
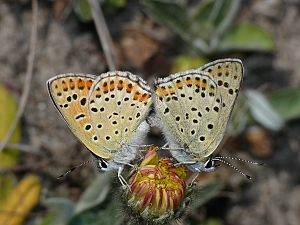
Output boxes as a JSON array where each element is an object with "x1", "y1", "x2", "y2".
[{"x1": 1, "y1": 0, "x2": 300, "y2": 225}]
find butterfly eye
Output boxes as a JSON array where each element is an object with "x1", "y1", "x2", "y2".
[
  {"x1": 204, "y1": 158, "x2": 214, "y2": 169},
  {"x1": 98, "y1": 159, "x2": 109, "y2": 172}
]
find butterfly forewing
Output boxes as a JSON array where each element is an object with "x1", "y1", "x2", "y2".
[
  {"x1": 155, "y1": 71, "x2": 223, "y2": 156},
  {"x1": 47, "y1": 74, "x2": 113, "y2": 159},
  {"x1": 88, "y1": 71, "x2": 153, "y2": 151},
  {"x1": 199, "y1": 59, "x2": 244, "y2": 157}
]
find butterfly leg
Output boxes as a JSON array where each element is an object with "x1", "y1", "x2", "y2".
[
  {"x1": 159, "y1": 143, "x2": 186, "y2": 152},
  {"x1": 129, "y1": 144, "x2": 153, "y2": 148},
  {"x1": 173, "y1": 161, "x2": 197, "y2": 167},
  {"x1": 160, "y1": 143, "x2": 169, "y2": 149},
  {"x1": 190, "y1": 172, "x2": 200, "y2": 184},
  {"x1": 113, "y1": 159, "x2": 136, "y2": 169},
  {"x1": 117, "y1": 166, "x2": 131, "y2": 190}
]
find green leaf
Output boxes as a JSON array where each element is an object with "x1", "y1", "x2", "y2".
[
  {"x1": 0, "y1": 84, "x2": 21, "y2": 168},
  {"x1": 204, "y1": 218, "x2": 223, "y2": 225},
  {"x1": 245, "y1": 90, "x2": 284, "y2": 131},
  {"x1": 102, "y1": 0, "x2": 127, "y2": 15},
  {"x1": 267, "y1": 87, "x2": 300, "y2": 121},
  {"x1": 69, "y1": 197, "x2": 124, "y2": 225},
  {"x1": 73, "y1": 0, "x2": 92, "y2": 22},
  {"x1": 220, "y1": 23, "x2": 274, "y2": 52},
  {"x1": 74, "y1": 172, "x2": 113, "y2": 215},
  {"x1": 171, "y1": 55, "x2": 209, "y2": 74},
  {"x1": 192, "y1": 0, "x2": 241, "y2": 40},
  {"x1": 0, "y1": 85, "x2": 21, "y2": 207},
  {"x1": 142, "y1": 0, "x2": 241, "y2": 55},
  {"x1": 142, "y1": 0, "x2": 189, "y2": 35},
  {"x1": 0, "y1": 175, "x2": 14, "y2": 207},
  {"x1": 38, "y1": 198, "x2": 74, "y2": 225}
]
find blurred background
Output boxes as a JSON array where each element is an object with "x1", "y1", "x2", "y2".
[{"x1": 1, "y1": 0, "x2": 300, "y2": 224}]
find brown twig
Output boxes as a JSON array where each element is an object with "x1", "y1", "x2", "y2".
[
  {"x1": 0, "y1": 0, "x2": 37, "y2": 153},
  {"x1": 87, "y1": 0, "x2": 117, "y2": 71}
]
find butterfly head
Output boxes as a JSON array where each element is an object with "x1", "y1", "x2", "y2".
[
  {"x1": 203, "y1": 157, "x2": 221, "y2": 171},
  {"x1": 186, "y1": 156, "x2": 220, "y2": 173},
  {"x1": 96, "y1": 158, "x2": 109, "y2": 172}
]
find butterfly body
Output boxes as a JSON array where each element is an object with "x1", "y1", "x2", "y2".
[
  {"x1": 47, "y1": 72, "x2": 152, "y2": 176},
  {"x1": 154, "y1": 59, "x2": 244, "y2": 172}
]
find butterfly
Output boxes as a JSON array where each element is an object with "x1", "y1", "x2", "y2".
[
  {"x1": 153, "y1": 59, "x2": 251, "y2": 176},
  {"x1": 47, "y1": 71, "x2": 152, "y2": 186}
]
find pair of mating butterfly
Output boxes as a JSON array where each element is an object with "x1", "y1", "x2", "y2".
[{"x1": 47, "y1": 58, "x2": 262, "y2": 186}]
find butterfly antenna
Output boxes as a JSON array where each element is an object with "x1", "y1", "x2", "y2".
[
  {"x1": 212, "y1": 157, "x2": 265, "y2": 180},
  {"x1": 57, "y1": 159, "x2": 98, "y2": 179},
  {"x1": 214, "y1": 156, "x2": 265, "y2": 166}
]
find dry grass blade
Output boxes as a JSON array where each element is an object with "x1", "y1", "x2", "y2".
[
  {"x1": 88, "y1": 0, "x2": 117, "y2": 71},
  {"x1": 0, "y1": 0, "x2": 37, "y2": 153}
]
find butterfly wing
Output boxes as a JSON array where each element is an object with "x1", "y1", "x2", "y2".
[
  {"x1": 198, "y1": 59, "x2": 244, "y2": 157},
  {"x1": 154, "y1": 59, "x2": 243, "y2": 161},
  {"x1": 88, "y1": 71, "x2": 152, "y2": 153},
  {"x1": 47, "y1": 73, "x2": 113, "y2": 159},
  {"x1": 154, "y1": 71, "x2": 223, "y2": 159}
]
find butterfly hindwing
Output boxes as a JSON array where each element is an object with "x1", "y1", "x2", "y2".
[
  {"x1": 199, "y1": 59, "x2": 244, "y2": 157},
  {"x1": 155, "y1": 71, "x2": 223, "y2": 158},
  {"x1": 88, "y1": 71, "x2": 153, "y2": 152}
]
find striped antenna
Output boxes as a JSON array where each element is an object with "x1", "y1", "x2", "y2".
[
  {"x1": 212, "y1": 156, "x2": 265, "y2": 180},
  {"x1": 57, "y1": 159, "x2": 99, "y2": 179}
]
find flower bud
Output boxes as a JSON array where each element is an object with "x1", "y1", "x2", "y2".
[{"x1": 126, "y1": 146, "x2": 187, "y2": 222}]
